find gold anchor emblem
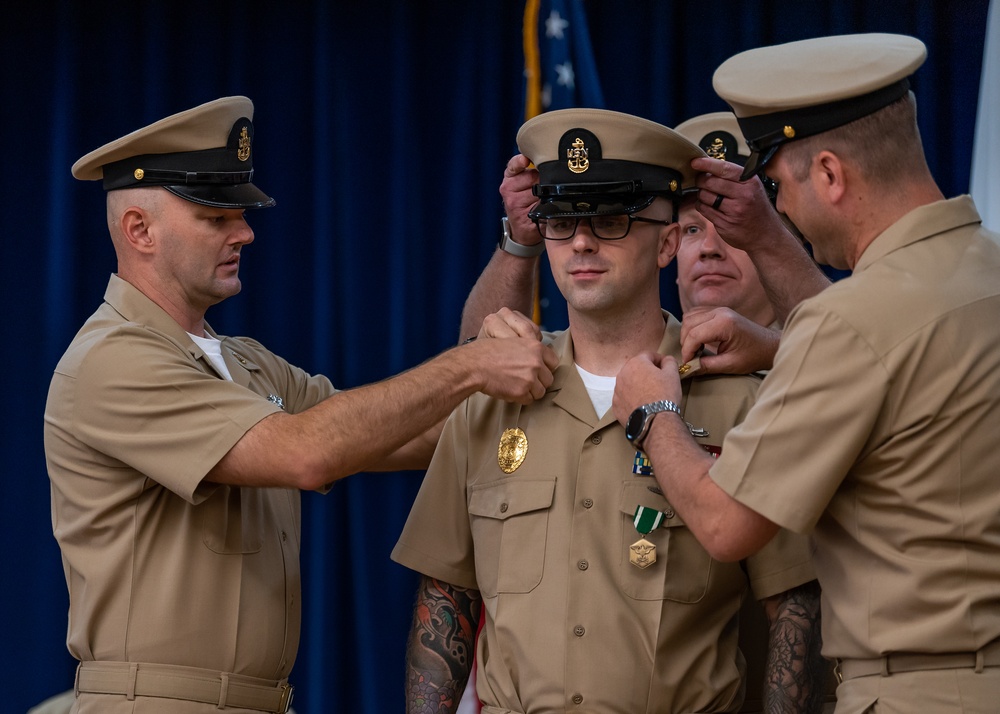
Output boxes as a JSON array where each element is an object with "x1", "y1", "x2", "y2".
[
  {"x1": 566, "y1": 137, "x2": 590, "y2": 174},
  {"x1": 706, "y1": 137, "x2": 727, "y2": 161},
  {"x1": 237, "y1": 126, "x2": 251, "y2": 161}
]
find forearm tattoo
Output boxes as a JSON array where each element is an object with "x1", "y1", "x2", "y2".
[
  {"x1": 762, "y1": 580, "x2": 827, "y2": 714},
  {"x1": 405, "y1": 577, "x2": 483, "y2": 714}
]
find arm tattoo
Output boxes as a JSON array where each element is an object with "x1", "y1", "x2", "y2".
[
  {"x1": 405, "y1": 576, "x2": 483, "y2": 714},
  {"x1": 761, "y1": 580, "x2": 827, "y2": 714}
]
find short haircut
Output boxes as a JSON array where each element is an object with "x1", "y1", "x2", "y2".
[{"x1": 778, "y1": 92, "x2": 926, "y2": 185}]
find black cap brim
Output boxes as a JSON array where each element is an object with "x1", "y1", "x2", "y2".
[
  {"x1": 529, "y1": 195, "x2": 656, "y2": 220},
  {"x1": 164, "y1": 183, "x2": 276, "y2": 209},
  {"x1": 739, "y1": 144, "x2": 781, "y2": 181}
]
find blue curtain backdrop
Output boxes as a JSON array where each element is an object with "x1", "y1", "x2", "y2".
[{"x1": 2, "y1": 1, "x2": 988, "y2": 712}]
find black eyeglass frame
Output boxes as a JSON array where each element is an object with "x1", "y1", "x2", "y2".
[{"x1": 533, "y1": 214, "x2": 673, "y2": 241}]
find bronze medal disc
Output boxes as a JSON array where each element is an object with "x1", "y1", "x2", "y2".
[{"x1": 629, "y1": 537, "x2": 657, "y2": 569}]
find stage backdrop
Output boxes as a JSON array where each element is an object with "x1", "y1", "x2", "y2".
[{"x1": 1, "y1": 1, "x2": 989, "y2": 712}]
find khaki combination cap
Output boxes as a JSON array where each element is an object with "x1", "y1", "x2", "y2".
[
  {"x1": 516, "y1": 108, "x2": 705, "y2": 219},
  {"x1": 713, "y1": 33, "x2": 927, "y2": 179},
  {"x1": 674, "y1": 112, "x2": 749, "y2": 166},
  {"x1": 72, "y1": 96, "x2": 275, "y2": 209}
]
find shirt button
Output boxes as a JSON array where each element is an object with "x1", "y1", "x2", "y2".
[
  {"x1": 500, "y1": 503, "x2": 509, "y2": 513},
  {"x1": 590, "y1": 435, "x2": 602, "y2": 445},
  {"x1": 574, "y1": 625, "x2": 585, "y2": 637},
  {"x1": 577, "y1": 559, "x2": 589, "y2": 570},
  {"x1": 572, "y1": 694, "x2": 584, "y2": 705},
  {"x1": 663, "y1": 508, "x2": 675, "y2": 519},
  {"x1": 582, "y1": 498, "x2": 594, "y2": 509}
]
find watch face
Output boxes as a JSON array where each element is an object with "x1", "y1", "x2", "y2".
[{"x1": 625, "y1": 407, "x2": 647, "y2": 442}]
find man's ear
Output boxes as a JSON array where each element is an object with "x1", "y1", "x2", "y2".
[
  {"x1": 657, "y1": 221, "x2": 680, "y2": 268},
  {"x1": 119, "y1": 206, "x2": 156, "y2": 254},
  {"x1": 812, "y1": 150, "x2": 847, "y2": 205}
]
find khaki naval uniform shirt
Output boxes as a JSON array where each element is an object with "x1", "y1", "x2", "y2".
[
  {"x1": 393, "y1": 312, "x2": 815, "y2": 714},
  {"x1": 711, "y1": 197, "x2": 1000, "y2": 663},
  {"x1": 44, "y1": 275, "x2": 335, "y2": 711}
]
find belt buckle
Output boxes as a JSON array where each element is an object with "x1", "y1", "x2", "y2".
[{"x1": 278, "y1": 683, "x2": 294, "y2": 713}]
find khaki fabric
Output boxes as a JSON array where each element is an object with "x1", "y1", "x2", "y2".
[
  {"x1": 712, "y1": 197, "x2": 1000, "y2": 665},
  {"x1": 833, "y1": 668, "x2": 1000, "y2": 714},
  {"x1": 393, "y1": 312, "x2": 816, "y2": 714},
  {"x1": 44, "y1": 275, "x2": 335, "y2": 712}
]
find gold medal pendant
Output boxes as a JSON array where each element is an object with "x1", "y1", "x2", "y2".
[
  {"x1": 629, "y1": 505, "x2": 664, "y2": 569},
  {"x1": 629, "y1": 537, "x2": 657, "y2": 569}
]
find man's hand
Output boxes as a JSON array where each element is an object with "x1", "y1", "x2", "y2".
[
  {"x1": 465, "y1": 333, "x2": 558, "y2": 405},
  {"x1": 691, "y1": 156, "x2": 831, "y2": 322},
  {"x1": 612, "y1": 352, "x2": 682, "y2": 425},
  {"x1": 692, "y1": 156, "x2": 790, "y2": 253},
  {"x1": 478, "y1": 307, "x2": 541, "y2": 341},
  {"x1": 680, "y1": 306, "x2": 780, "y2": 374},
  {"x1": 500, "y1": 154, "x2": 543, "y2": 248}
]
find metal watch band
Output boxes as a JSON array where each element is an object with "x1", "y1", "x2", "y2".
[
  {"x1": 498, "y1": 216, "x2": 545, "y2": 257},
  {"x1": 628, "y1": 399, "x2": 682, "y2": 450},
  {"x1": 645, "y1": 400, "x2": 681, "y2": 417}
]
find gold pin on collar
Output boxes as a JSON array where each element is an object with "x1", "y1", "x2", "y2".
[{"x1": 498, "y1": 427, "x2": 528, "y2": 474}]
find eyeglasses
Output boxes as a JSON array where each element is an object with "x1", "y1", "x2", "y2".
[
  {"x1": 761, "y1": 175, "x2": 779, "y2": 204},
  {"x1": 535, "y1": 214, "x2": 673, "y2": 241}
]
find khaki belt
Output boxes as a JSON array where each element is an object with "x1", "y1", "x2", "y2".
[
  {"x1": 74, "y1": 661, "x2": 293, "y2": 713},
  {"x1": 835, "y1": 639, "x2": 1000, "y2": 682}
]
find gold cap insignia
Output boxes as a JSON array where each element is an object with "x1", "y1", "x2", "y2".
[
  {"x1": 237, "y1": 125, "x2": 251, "y2": 161},
  {"x1": 706, "y1": 137, "x2": 727, "y2": 161},
  {"x1": 566, "y1": 137, "x2": 590, "y2": 174},
  {"x1": 783, "y1": 125, "x2": 796, "y2": 139},
  {"x1": 498, "y1": 427, "x2": 528, "y2": 474},
  {"x1": 134, "y1": 168, "x2": 145, "y2": 181}
]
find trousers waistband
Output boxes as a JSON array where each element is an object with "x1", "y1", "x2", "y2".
[
  {"x1": 835, "y1": 639, "x2": 1000, "y2": 681},
  {"x1": 74, "y1": 661, "x2": 293, "y2": 713}
]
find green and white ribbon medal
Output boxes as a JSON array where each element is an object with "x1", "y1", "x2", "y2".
[{"x1": 629, "y1": 505, "x2": 664, "y2": 569}]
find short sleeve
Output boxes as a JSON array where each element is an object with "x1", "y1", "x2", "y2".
[
  {"x1": 391, "y1": 400, "x2": 478, "y2": 589},
  {"x1": 71, "y1": 326, "x2": 283, "y2": 501},
  {"x1": 710, "y1": 301, "x2": 887, "y2": 533}
]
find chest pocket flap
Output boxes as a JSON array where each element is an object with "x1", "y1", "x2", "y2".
[
  {"x1": 468, "y1": 477, "x2": 556, "y2": 596},
  {"x1": 617, "y1": 480, "x2": 712, "y2": 602},
  {"x1": 619, "y1": 480, "x2": 685, "y2": 525},
  {"x1": 469, "y1": 477, "x2": 555, "y2": 520}
]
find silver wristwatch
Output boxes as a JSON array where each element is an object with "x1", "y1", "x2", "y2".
[
  {"x1": 498, "y1": 216, "x2": 545, "y2": 257},
  {"x1": 625, "y1": 400, "x2": 682, "y2": 449}
]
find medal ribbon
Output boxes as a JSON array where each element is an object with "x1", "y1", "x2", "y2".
[{"x1": 632, "y1": 505, "x2": 664, "y2": 535}]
